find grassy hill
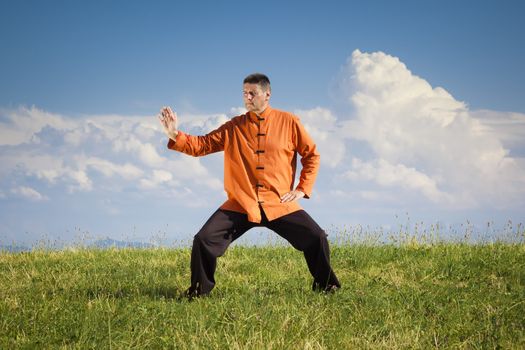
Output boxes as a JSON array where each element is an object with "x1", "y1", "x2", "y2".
[{"x1": 1, "y1": 243, "x2": 524, "y2": 349}]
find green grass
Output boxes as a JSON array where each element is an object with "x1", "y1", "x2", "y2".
[{"x1": 1, "y1": 243, "x2": 524, "y2": 349}]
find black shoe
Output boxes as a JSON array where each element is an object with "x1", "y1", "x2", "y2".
[
  {"x1": 180, "y1": 287, "x2": 200, "y2": 301},
  {"x1": 312, "y1": 282, "x2": 340, "y2": 293},
  {"x1": 323, "y1": 284, "x2": 340, "y2": 294}
]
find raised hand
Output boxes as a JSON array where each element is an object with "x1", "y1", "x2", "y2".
[{"x1": 158, "y1": 106, "x2": 179, "y2": 140}]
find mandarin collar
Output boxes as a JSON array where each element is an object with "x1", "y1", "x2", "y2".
[{"x1": 248, "y1": 106, "x2": 272, "y2": 123}]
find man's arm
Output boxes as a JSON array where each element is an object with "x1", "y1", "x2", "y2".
[
  {"x1": 292, "y1": 116, "x2": 320, "y2": 199},
  {"x1": 158, "y1": 106, "x2": 226, "y2": 157},
  {"x1": 280, "y1": 116, "x2": 320, "y2": 203}
]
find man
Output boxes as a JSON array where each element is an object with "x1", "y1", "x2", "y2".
[{"x1": 158, "y1": 73, "x2": 340, "y2": 297}]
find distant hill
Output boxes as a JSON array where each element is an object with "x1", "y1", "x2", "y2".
[
  {"x1": 0, "y1": 244, "x2": 30, "y2": 253},
  {"x1": 0, "y1": 239, "x2": 156, "y2": 252},
  {"x1": 90, "y1": 238, "x2": 156, "y2": 249}
]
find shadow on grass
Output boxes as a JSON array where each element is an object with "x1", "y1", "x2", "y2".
[
  {"x1": 85, "y1": 285, "x2": 185, "y2": 301},
  {"x1": 141, "y1": 285, "x2": 184, "y2": 300}
]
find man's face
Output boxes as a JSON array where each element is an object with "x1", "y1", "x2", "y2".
[{"x1": 243, "y1": 83, "x2": 270, "y2": 114}]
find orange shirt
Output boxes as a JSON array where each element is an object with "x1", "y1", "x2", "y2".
[{"x1": 167, "y1": 106, "x2": 320, "y2": 223}]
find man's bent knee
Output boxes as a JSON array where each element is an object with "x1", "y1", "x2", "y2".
[{"x1": 193, "y1": 231, "x2": 230, "y2": 258}]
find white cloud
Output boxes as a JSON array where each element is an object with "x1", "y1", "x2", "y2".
[
  {"x1": 152, "y1": 169, "x2": 173, "y2": 182},
  {"x1": 11, "y1": 186, "x2": 48, "y2": 201},
  {"x1": 180, "y1": 113, "x2": 230, "y2": 133},
  {"x1": 230, "y1": 106, "x2": 247, "y2": 116},
  {"x1": 0, "y1": 106, "x2": 76, "y2": 146},
  {"x1": 1, "y1": 50, "x2": 524, "y2": 247},
  {"x1": 337, "y1": 49, "x2": 525, "y2": 208},
  {"x1": 345, "y1": 158, "x2": 453, "y2": 204},
  {"x1": 139, "y1": 169, "x2": 175, "y2": 189},
  {"x1": 0, "y1": 106, "x2": 224, "y2": 201},
  {"x1": 67, "y1": 170, "x2": 92, "y2": 192},
  {"x1": 78, "y1": 156, "x2": 144, "y2": 180},
  {"x1": 113, "y1": 136, "x2": 165, "y2": 167},
  {"x1": 470, "y1": 109, "x2": 525, "y2": 152},
  {"x1": 295, "y1": 107, "x2": 345, "y2": 167},
  {"x1": 0, "y1": 151, "x2": 93, "y2": 192}
]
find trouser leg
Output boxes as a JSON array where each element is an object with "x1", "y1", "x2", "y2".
[
  {"x1": 190, "y1": 209, "x2": 254, "y2": 295},
  {"x1": 266, "y1": 209, "x2": 341, "y2": 290}
]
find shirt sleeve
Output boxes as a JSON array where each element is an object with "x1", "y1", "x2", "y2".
[
  {"x1": 167, "y1": 121, "x2": 230, "y2": 157},
  {"x1": 292, "y1": 116, "x2": 320, "y2": 198}
]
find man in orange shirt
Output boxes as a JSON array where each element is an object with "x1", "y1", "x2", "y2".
[{"x1": 158, "y1": 73, "x2": 340, "y2": 297}]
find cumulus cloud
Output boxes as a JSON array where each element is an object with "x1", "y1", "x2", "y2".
[
  {"x1": 336, "y1": 49, "x2": 525, "y2": 208},
  {"x1": 1, "y1": 49, "x2": 524, "y2": 243},
  {"x1": 180, "y1": 113, "x2": 230, "y2": 135},
  {"x1": 79, "y1": 156, "x2": 144, "y2": 180},
  {"x1": 0, "y1": 151, "x2": 92, "y2": 192},
  {"x1": 0, "y1": 106, "x2": 225, "y2": 201},
  {"x1": 0, "y1": 106, "x2": 76, "y2": 145},
  {"x1": 345, "y1": 158, "x2": 453, "y2": 203},
  {"x1": 113, "y1": 136, "x2": 165, "y2": 167},
  {"x1": 295, "y1": 107, "x2": 345, "y2": 167},
  {"x1": 230, "y1": 106, "x2": 247, "y2": 116},
  {"x1": 139, "y1": 169, "x2": 175, "y2": 189},
  {"x1": 11, "y1": 186, "x2": 48, "y2": 201},
  {"x1": 471, "y1": 109, "x2": 525, "y2": 154}
]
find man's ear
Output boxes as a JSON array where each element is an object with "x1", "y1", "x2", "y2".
[{"x1": 265, "y1": 90, "x2": 271, "y2": 101}]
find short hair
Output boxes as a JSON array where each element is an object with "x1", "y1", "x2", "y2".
[{"x1": 243, "y1": 73, "x2": 271, "y2": 91}]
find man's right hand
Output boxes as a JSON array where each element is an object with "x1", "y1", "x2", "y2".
[{"x1": 158, "y1": 106, "x2": 179, "y2": 141}]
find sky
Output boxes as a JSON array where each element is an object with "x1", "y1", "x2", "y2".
[{"x1": 1, "y1": 0, "x2": 524, "y2": 247}]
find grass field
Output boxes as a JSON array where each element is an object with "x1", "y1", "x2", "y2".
[{"x1": 1, "y1": 242, "x2": 524, "y2": 349}]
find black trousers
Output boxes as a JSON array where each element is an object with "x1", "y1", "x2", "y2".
[{"x1": 189, "y1": 208, "x2": 341, "y2": 295}]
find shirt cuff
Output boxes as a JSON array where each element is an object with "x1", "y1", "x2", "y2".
[
  {"x1": 167, "y1": 131, "x2": 187, "y2": 150},
  {"x1": 295, "y1": 185, "x2": 311, "y2": 199}
]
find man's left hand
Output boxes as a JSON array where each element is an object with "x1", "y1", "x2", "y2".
[{"x1": 280, "y1": 190, "x2": 305, "y2": 203}]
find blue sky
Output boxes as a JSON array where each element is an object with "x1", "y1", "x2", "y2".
[{"x1": 1, "y1": 0, "x2": 524, "y2": 246}]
